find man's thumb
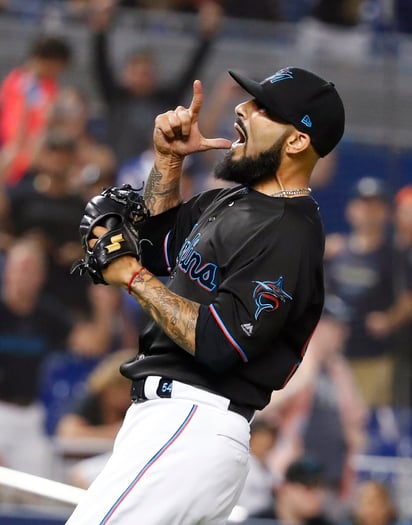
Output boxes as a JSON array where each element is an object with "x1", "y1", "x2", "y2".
[{"x1": 201, "y1": 137, "x2": 232, "y2": 151}]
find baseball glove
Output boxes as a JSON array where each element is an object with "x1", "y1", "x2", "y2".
[{"x1": 71, "y1": 184, "x2": 150, "y2": 285}]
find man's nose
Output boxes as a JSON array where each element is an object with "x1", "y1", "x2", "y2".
[{"x1": 235, "y1": 100, "x2": 250, "y2": 118}]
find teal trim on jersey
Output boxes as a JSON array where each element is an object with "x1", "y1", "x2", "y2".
[{"x1": 209, "y1": 304, "x2": 248, "y2": 363}]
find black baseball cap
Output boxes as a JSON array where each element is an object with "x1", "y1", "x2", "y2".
[
  {"x1": 350, "y1": 177, "x2": 389, "y2": 202},
  {"x1": 285, "y1": 457, "x2": 325, "y2": 487},
  {"x1": 228, "y1": 67, "x2": 345, "y2": 157}
]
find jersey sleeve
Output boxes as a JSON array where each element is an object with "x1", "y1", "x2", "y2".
[{"x1": 195, "y1": 217, "x2": 322, "y2": 373}]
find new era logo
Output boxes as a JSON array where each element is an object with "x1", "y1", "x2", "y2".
[
  {"x1": 241, "y1": 323, "x2": 254, "y2": 336},
  {"x1": 301, "y1": 114, "x2": 312, "y2": 128}
]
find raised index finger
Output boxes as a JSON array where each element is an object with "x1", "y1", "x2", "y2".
[{"x1": 189, "y1": 79, "x2": 203, "y2": 120}]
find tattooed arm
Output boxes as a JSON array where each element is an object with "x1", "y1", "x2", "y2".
[
  {"x1": 128, "y1": 266, "x2": 200, "y2": 354},
  {"x1": 148, "y1": 80, "x2": 231, "y2": 216},
  {"x1": 88, "y1": 224, "x2": 200, "y2": 353},
  {"x1": 144, "y1": 158, "x2": 183, "y2": 216}
]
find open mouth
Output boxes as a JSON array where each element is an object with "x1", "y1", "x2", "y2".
[{"x1": 232, "y1": 120, "x2": 248, "y2": 148}]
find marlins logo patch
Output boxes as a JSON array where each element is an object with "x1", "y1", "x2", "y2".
[
  {"x1": 253, "y1": 276, "x2": 293, "y2": 320},
  {"x1": 267, "y1": 68, "x2": 294, "y2": 84}
]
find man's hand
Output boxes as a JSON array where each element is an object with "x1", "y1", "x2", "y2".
[
  {"x1": 71, "y1": 184, "x2": 149, "y2": 285},
  {"x1": 87, "y1": 225, "x2": 140, "y2": 288},
  {"x1": 153, "y1": 80, "x2": 231, "y2": 159}
]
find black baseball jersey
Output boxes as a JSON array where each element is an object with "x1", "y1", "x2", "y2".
[{"x1": 121, "y1": 185, "x2": 325, "y2": 410}]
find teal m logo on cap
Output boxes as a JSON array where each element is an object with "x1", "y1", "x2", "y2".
[
  {"x1": 301, "y1": 114, "x2": 312, "y2": 127},
  {"x1": 268, "y1": 68, "x2": 294, "y2": 83}
]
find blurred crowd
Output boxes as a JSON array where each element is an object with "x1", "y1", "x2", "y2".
[
  {"x1": 0, "y1": 1, "x2": 412, "y2": 523},
  {"x1": 0, "y1": 0, "x2": 411, "y2": 32}
]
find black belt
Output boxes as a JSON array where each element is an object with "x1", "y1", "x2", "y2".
[
  {"x1": 0, "y1": 395, "x2": 33, "y2": 406},
  {"x1": 131, "y1": 377, "x2": 255, "y2": 423},
  {"x1": 227, "y1": 401, "x2": 255, "y2": 423}
]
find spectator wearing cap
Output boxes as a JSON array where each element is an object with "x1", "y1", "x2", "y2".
[
  {"x1": 324, "y1": 177, "x2": 402, "y2": 407},
  {"x1": 272, "y1": 456, "x2": 336, "y2": 525},
  {"x1": 365, "y1": 186, "x2": 412, "y2": 347},
  {"x1": 354, "y1": 185, "x2": 412, "y2": 355}
]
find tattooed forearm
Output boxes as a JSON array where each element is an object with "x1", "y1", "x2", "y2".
[
  {"x1": 129, "y1": 270, "x2": 200, "y2": 355},
  {"x1": 144, "y1": 164, "x2": 181, "y2": 216}
]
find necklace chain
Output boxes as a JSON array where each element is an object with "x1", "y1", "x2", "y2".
[{"x1": 270, "y1": 187, "x2": 312, "y2": 198}]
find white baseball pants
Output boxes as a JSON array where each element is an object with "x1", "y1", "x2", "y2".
[{"x1": 66, "y1": 379, "x2": 251, "y2": 524}]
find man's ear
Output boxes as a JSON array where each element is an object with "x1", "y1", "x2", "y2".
[{"x1": 284, "y1": 130, "x2": 311, "y2": 155}]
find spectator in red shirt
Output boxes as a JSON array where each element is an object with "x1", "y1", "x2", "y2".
[{"x1": 0, "y1": 34, "x2": 71, "y2": 186}]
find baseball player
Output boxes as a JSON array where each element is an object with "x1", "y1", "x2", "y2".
[{"x1": 67, "y1": 66, "x2": 345, "y2": 524}]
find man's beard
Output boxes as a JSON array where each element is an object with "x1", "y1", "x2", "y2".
[{"x1": 214, "y1": 136, "x2": 284, "y2": 186}]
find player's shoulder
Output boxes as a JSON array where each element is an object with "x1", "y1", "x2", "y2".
[
  {"x1": 281, "y1": 197, "x2": 323, "y2": 233},
  {"x1": 203, "y1": 184, "x2": 245, "y2": 200},
  {"x1": 189, "y1": 185, "x2": 245, "y2": 208}
]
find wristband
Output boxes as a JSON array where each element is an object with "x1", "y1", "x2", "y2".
[{"x1": 127, "y1": 268, "x2": 145, "y2": 294}]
